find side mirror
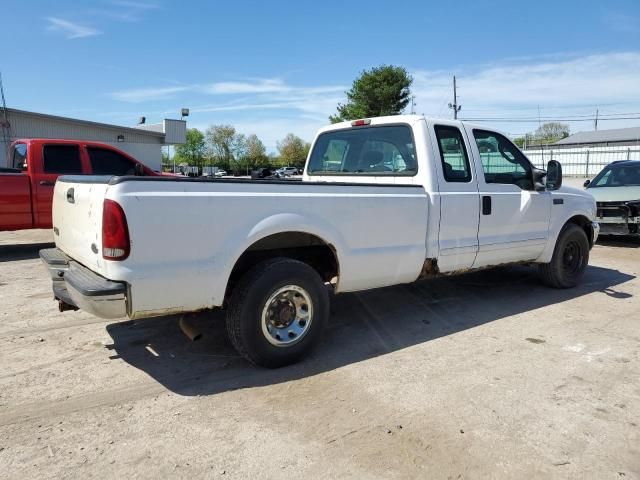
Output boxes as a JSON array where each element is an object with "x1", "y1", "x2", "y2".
[
  {"x1": 546, "y1": 160, "x2": 562, "y2": 191},
  {"x1": 583, "y1": 179, "x2": 591, "y2": 188},
  {"x1": 532, "y1": 167, "x2": 547, "y2": 192},
  {"x1": 134, "y1": 163, "x2": 145, "y2": 176}
]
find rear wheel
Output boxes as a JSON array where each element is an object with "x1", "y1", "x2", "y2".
[
  {"x1": 538, "y1": 224, "x2": 589, "y2": 288},
  {"x1": 226, "y1": 258, "x2": 329, "y2": 368}
]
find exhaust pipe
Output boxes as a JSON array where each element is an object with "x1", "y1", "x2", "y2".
[{"x1": 178, "y1": 315, "x2": 202, "y2": 341}]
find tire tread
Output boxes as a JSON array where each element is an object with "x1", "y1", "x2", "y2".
[
  {"x1": 226, "y1": 257, "x2": 327, "y2": 367},
  {"x1": 538, "y1": 224, "x2": 589, "y2": 289}
]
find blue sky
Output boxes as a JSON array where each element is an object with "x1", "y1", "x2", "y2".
[{"x1": 2, "y1": 0, "x2": 640, "y2": 150}]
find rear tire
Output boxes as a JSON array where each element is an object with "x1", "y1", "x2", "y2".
[
  {"x1": 226, "y1": 258, "x2": 329, "y2": 368},
  {"x1": 538, "y1": 224, "x2": 589, "y2": 288}
]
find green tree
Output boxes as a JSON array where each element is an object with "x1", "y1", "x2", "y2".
[
  {"x1": 330, "y1": 65, "x2": 413, "y2": 123},
  {"x1": 174, "y1": 128, "x2": 205, "y2": 172},
  {"x1": 277, "y1": 133, "x2": 310, "y2": 168},
  {"x1": 205, "y1": 124, "x2": 237, "y2": 171},
  {"x1": 229, "y1": 133, "x2": 248, "y2": 175},
  {"x1": 244, "y1": 134, "x2": 269, "y2": 170},
  {"x1": 161, "y1": 148, "x2": 171, "y2": 171},
  {"x1": 535, "y1": 122, "x2": 570, "y2": 144}
]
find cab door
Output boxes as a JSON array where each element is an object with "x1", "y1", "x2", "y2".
[
  {"x1": 464, "y1": 127, "x2": 551, "y2": 267},
  {"x1": 429, "y1": 122, "x2": 480, "y2": 271},
  {"x1": 33, "y1": 144, "x2": 84, "y2": 227},
  {"x1": 1, "y1": 143, "x2": 33, "y2": 229}
]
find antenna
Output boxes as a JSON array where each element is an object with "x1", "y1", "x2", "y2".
[
  {"x1": 448, "y1": 76, "x2": 461, "y2": 119},
  {"x1": 0, "y1": 72, "x2": 11, "y2": 160}
]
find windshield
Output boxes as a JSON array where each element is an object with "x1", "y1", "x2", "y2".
[
  {"x1": 307, "y1": 125, "x2": 417, "y2": 176},
  {"x1": 589, "y1": 163, "x2": 640, "y2": 188}
]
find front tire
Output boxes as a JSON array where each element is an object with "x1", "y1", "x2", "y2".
[
  {"x1": 538, "y1": 224, "x2": 589, "y2": 288},
  {"x1": 226, "y1": 258, "x2": 329, "y2": 368}
]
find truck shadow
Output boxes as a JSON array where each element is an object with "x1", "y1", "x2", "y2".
[
  {"x1": 597, "y1": 235, "x2": 640, "y2": 249},
  {"x1": 0, "y1": 242, "x2": 55, "y2": 262},
  {"x1": 105, "y1": 264, "x2": 634, "y2": 396}
]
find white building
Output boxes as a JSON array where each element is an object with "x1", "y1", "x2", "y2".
[{"x1": 0, "y1": 108, "x2": 186, "y2": 171}]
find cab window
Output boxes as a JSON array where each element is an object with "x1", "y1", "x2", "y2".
[
  {"x1": 88, "y1": 147, "x2": 136, "y2": 175},
  {"x1": 43, "y1": 145, "x2": 82, "y2": 174},
  {"x1": 12, "y1": 143, "x2": 27, "y2": 170},
  {"x1": 434, "y1": 125, "x2": 472, "y2": 182},
  {"x1": 307, "y1": 125, "x2": 417, "y2": 176},
  {"x1": 473, "y1": 130, "x2": 533, "y2": 190}
]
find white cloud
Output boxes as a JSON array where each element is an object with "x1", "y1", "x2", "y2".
[
  {"x1": 108, "y1": 52, "x2": 640, "y2": 143},
  {"x1": 203, "y1": 79, "x2": 290, "y2": 95},
  {"x1": 90, "y1": 0, "x2": 160, "y2": 23},
  {"x1": 46, "y1": 17, "x2": 102, "y2": 39},
  {"x1": 411, "y1": 52, "x2": 640, "y2": 134},
  {"x1": 111, "y1": 86, "x2": 190, "y2": 102},
  {"x1": 202, "y1": 79, "x2": 345, "y2": 96},
  {"x1": 110, "y1": 78, "x2": 347, "y2": 117}
]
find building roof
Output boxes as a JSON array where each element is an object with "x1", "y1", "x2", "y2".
[
  {"x1": 554, "y1": 126, "x2": 640, "y2": 145},
  {"x1": 5, "y1": 107, "x2": 166, "y2": 138}
]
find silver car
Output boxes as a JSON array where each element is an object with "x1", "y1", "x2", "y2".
[{"x1": 585, "y1": 160, "x2": 640, "y2": 235}]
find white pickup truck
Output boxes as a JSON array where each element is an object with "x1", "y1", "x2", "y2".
[{"x1": 41, "y1": 115, "x2": 599, "y2": 367}]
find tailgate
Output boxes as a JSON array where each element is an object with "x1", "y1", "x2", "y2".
[{"x1": 52, "y1": 177, "x2": 110, "y2": 273}]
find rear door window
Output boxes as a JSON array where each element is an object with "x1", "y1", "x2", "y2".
[
  {"x1": 88, "y1": 147, "x2": 136, "y2": 175},
  {"x1": 42, "y1": 145, "x2": 82, "y2": 174},
  {"x1": 307, "y1": 125, "x2": 417, "y2": 175}
]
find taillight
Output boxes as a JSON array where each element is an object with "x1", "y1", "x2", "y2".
[
  {"x1": 102, "y1": 199, "x2": 130, "y2": 260},
  {"x1": 351, "y1": 119, "x2": 371, "y2": 127}
]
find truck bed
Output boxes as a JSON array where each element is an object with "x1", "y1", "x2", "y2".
[{"x1": 52, "y1": 175, "x2": 430, "y2": 318}]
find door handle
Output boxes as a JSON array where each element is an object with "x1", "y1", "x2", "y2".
[
  {"x1": 482, "y1": 195, "x2": 492, "y2": 215},
  {"x1": 39, "y1": 180, "x2": 55, "y2": 186},
  {"x1": 66, "y1": 188, "x2": 75, "y2": 204}
]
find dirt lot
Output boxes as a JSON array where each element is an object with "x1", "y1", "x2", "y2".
[{"x1": 0, "y1": 230, "x2": 638, "y2": 479}]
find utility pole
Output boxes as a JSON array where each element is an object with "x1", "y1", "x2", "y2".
[
  {"x1": 594, "y1": 108, "x2": 599, "y2": 131},
  {"x1": 537, "y1": 105, "x2": 541, "y2": 128},
  {"x1": 448, "y1": 75, "x2": 461, "y2": 119},
  {"x1": 410, "y1": 95, "x2": 416, "y2": 115}
]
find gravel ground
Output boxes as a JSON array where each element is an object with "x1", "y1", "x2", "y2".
[{"x1": 0, "y1": 229, "x2": 638, "y2": 479}]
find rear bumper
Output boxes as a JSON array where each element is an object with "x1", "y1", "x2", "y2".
[{"x1": 39, "y1": 248, "x2": 128, "y2": 319}]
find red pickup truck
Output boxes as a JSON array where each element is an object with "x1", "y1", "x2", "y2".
[{"x1": 1, "y1": 139, "x2": 162, "y2": 231}]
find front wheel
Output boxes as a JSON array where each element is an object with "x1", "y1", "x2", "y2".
[
  {"x1": 538, "y1": 224, "x2": 589, "y2": 288},
  {"x1": 226, "y1": 258, "x2": 329, "y2": 368}
]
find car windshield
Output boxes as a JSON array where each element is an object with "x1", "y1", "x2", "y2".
[{"x1": 589, "y1": 163, "x2": 640, "y2": 187}]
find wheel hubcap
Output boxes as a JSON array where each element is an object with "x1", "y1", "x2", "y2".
[
  {"x1": 562, "y1": 240, "x2": 583, "y2": 274},
  {"x1": 261, "y1": 285, "x2": 313, "y2": 347}
]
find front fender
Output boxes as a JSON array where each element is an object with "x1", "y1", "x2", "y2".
[{"x1": 535, "y1": 191, "x2": 597, "y2": 263}]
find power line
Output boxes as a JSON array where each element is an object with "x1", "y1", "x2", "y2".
[
  {"x1": 460, "y1": 116, "x2": 640, "y2": 123},
  {"x1": 460, "y1": 111, "x2": 640, "y2": 120}
]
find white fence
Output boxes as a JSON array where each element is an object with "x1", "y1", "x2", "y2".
[{"x1": 522, "y1": 145, "x2": 640, "y2": 176}]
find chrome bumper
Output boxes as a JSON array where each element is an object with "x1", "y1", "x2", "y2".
[
  {"x1": 40, "y1": 248, "x2": 128, "y2": 319},
  {"x1": 592, "y1": 221, "x2": 600, "y2": 244}
]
